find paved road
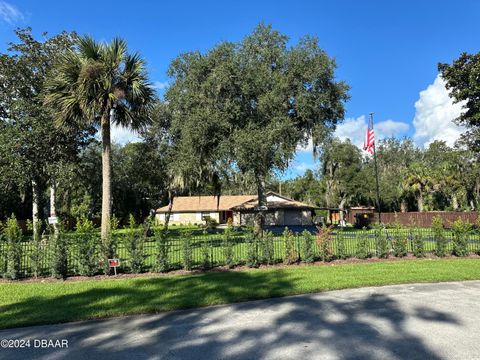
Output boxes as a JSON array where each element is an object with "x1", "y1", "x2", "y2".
[{"x1": 1, "y1": 281, "x2": 480, "y2": 359}]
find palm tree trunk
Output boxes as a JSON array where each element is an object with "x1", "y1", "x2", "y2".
[
  {"x1": 452, "y1": 194, "x2": 459, "y2": 211},
  {"x1": 254, "y1": 171, "x2": 267, "y2": 238},
  {"x1": 400, "y1": 199, "x2": 407, "y2": 213},
  {"x1": 32, "y1": 179, "x2": 40, "y2": 240},
  {"x1": 417, "y1": 192, "x2": 424, "y2": 212},
  {"x1": 101, "y1": 113, "x2": 112, "y2": 250},
  {"x1": 49, "y1": 181, "x2": 58, "y2": 235}
]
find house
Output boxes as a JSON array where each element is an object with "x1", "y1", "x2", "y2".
[{"x1": 155, "y1": 192, "x2": 316, "y2": 226}]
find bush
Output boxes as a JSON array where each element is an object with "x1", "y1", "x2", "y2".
[
  {"x1": 374, "y1": 224, "x2": 389, "y2": 259},
  {"x1": 356, "y1": 228, "x2": 371, "y2": 259},
  {"x1": 0, "y1": 221, "x2": 6, "y2": 276},
  {"x1": 283, "y1": 227, "x2": 298, "y2": 264},
  {"x1": 155, "y1": 227, "x2": 170, "y2": 272},
  {"x1": 182, "y1": 231, "x2": 193, "y2": 270},
  {"x1": 390, "y1": 223, "x2": 407, "y2": 258},
  {"x1": 432, "y1": 216, "x2": 448, "y2": 257},
  {"x1": 124, "y1": 215, "x2": 145, "y2": 274},
  {"x1": 411, "y1": 228, "x2": 425, "y2": 258},
  {"x1": 316, "y1": 225, "x2": 333, "y2": 261},
  {"x1": 260, "y1": 230, "x2": 275, "y2": 265},
  {"x1": 451, "y1": 218, "x2": 471, "y2": 257},
  {"x1": 335, "y1": 233, "x2": 347, "y2": 260},
  {"x1": 3, "y1": 215, "x2": 22, "y2": 279},
  {"x1": 200, "y1": 237, "x2": 211, "y2": 270},
  {"x1": 222, "y1": 219, "x2": 235, "y2": 268},
  {"x1": 75, "y1": 217, "x2": 101, "y2": 276},
  {"x1": 246, "y1": 233, "x2": 259, "y2": 268},
  {"x1": 49, "y1": 221, "x2": 68, "y2": 279},
  {"x1": 203, "y1": 216, "x2": 218, "y2": 230},
  {"x1": 301, "y1": 230, "x2": 315, "y2": 263}
]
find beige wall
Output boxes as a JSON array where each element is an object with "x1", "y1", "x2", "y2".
[
  {"x1": 156, "y1": 212, "x2": 220, "y2": 225},
  {"x1": 238, "y1": 209, "x2": 313, "y2": 226}
]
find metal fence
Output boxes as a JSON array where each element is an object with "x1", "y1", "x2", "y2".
[{"x1": 1, "y1": 228, "x2": 480, "y2": 278}]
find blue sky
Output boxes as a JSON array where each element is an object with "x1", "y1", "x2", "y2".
[{"x1": 1, "y1": 0, "x2": 479, "y2": 178}]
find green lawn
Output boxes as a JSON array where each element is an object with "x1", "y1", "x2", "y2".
[{"x1": 1, "y1": 258, "x2": 480, "y2": 329}]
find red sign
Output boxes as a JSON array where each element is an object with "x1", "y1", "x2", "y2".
[{"x1": 108, "y1": 259, "x2": 120, "y2": 267}]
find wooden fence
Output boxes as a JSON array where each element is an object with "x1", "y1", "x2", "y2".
[{"x1": 347, "y1": 211, "x2": 479, "y2": 228}]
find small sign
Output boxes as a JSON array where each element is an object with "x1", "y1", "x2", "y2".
[
  {"x1": 108, "y1": 259, "x2": 120, "y2": 275},
  {"x1": 48, "y1": 216, "x2": 58, "y2": 225}
]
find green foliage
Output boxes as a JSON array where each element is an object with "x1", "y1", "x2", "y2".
[
  {"x1": 432, "y1": 216, "x2": 448, "y2": 257},
  {"x1": 246, "y1": 233, "x2": 259, "y2": 268},
  {"x1": 451, "y1": 218, "x2": 471, "y2": 257},
  {"x1": 200, "y1": 238, "x2": 211, "y2": 270},
  {"x1": 260, "y1": 231, "x2": 275, "y2": 265},
  {"x1": 203, "y1": 216, "x2": 219, "y2": 230},
  {"x1": 155, "y1": 228, "x2": 170, "y2": 272},
  {"x1": 49, "y1": 221, "x2": 68, "y2": 279},
  {"x1": 301, "y1": 230, "x2": 315, "y2": 263},
  {"x1": 355, "y1": 228, "x2": 371, "y2": 260},
  {"x1": 124, "y1": 215, "x2": 145, "y2": 274},
  {"x1": 374, "y1": 225, "x2": 389, "y2": 259},
  {"x1": 75, "y1": 217, "x2": 100, "y2": 276},
  {"x1": 3, "y1": 215, "x2": 22, "y2": 279},
  {"x1": 390, "y1": 223, "x2": 408, "y2": 258},
  {"x1": 283, "y1": 227, "x2": 298, "y2": 264},
  {"x1": 222, "y1": 219, "x2": 235, "y2": 268},
  {"x1": 182, "y1": 232, "x2": 193, "y2": 271},
  {"x1": 316, "y1": 225, "x2": 334, "y2": 262},
  {"x1": 335, "y1": 233, "x2": 347, "y2": 260},
  {"x1": 411, "y1": 228, "x2": 425, "y2": 258}
]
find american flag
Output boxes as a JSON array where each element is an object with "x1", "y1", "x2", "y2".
[{"x1": 363, "y1": 116, "x2": 375, "y2": 155}]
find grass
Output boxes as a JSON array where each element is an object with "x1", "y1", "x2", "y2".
[{"x1": 1, "y1": 258, "x2": 480, "y2": 329}]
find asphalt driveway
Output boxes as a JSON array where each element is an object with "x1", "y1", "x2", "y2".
[{"x1": 1, "y1": 281, "x2": 480, "y2": 359}]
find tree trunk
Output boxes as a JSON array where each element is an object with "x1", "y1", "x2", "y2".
[
  {"x1": 32, "y1": 179, "x2": 40, "y2": 240},
  {"x1": 338, "y1": 197, "x2": 346, "y2": 226},
  {"x1": 254, "y1": 171, "x2": 267, "y2": 238},
  {"x1": 49, "y1": 181, "x2": 58, "y2": 235},
  {"x1": 101, "y1": 112, "x2": 112, "y2": 249},
  {"x1": 417, "y1": 192, "x2": 424, "y2": 212},
  {"x1": 400, "y1": 199, "x2": 407, "y2": 213},
  {"x1": 452, "y1": 194, "x2": 459, "y2": 211}
]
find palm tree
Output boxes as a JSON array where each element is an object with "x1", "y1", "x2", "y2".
[{"x1": 45, "y1": 36, "x2": 155, "y2": 255}]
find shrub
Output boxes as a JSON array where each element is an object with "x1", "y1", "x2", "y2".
[
  {"x1": 124, "y1": 215, "x2": 145, "y2": 274},
  {"x1": 222, "y1": 219, "x2": 235, "y2": 268},
  {"x1": 390, "y1": 223, "x2": 407, "y2": 258},
  {"x1": 200, "y1": 237, "x2": 211, "y2": 270},
  {"x1": 155, "y1": 227, "x2": 170, "y2": 272},
  {"x1": 182, "y1": 231, "x2": 193, "y2": 270},
  {"x1": 374, "y1": 224, "x2": 389, "y2": 259},
  {"x1": 356, "y1": 227, "x2": 371, "y2": 259},
  {"x1": 301, "y1": 230, "x2": 315, "y2": 263},
  {"x1": 411, "y1": 228, "x2": 425, "y2": 258},
  {"x1": 451, "y1": 218, "x2": 471, "y2": 257},
  {"x1": 3, "y1": 215, "x2": 22, "y2": 279},
  {"x1": 246, "y1": 233, "x2": 259, "y2": 268},
  {"x1": 316, "y1": 225, "x2": 333, "y2": 261},
  {"x1": 335, "y1": 233, "x2": 347, "y2": 260},
  {"x1": 432, "y1": 216, "x2": 448, "y2": 257},
  {"x1": 75, "y1": 217, "x2": 100, "y2": 276},
  {"x1": 283, "y1": 227, "x2": 298, "y2": 264},
  {"x1": 260, "y1": 230, "x2": 275, "y2": 265},
  {"x1": 0, "y1": 221, "x2": 6, "y2": 276},
  {"x1": 49, "y1": 221, "x2": 68, "y2": 279},
  {"x1": 203, "y1": 216, "x2": 218, "y2": 230}
]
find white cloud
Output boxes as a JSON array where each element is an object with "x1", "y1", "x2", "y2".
[
  {"x1": 413, "y1": 74, "x2": 466, "y2": 147},
  {"x1": 0, "y1": 1, "x2": 23, "y2": 24},
  {"x1": 334, "y1": 115, "x2": 409, "y2": 149},
  {"x1": 110, "y1": 124, "x2": 141, "y2": 144},
  {"x1": 152, "y1": 81, "x2": 169, "y2": 90}
]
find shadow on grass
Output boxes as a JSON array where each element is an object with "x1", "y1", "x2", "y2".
[{"x1": 0, "y1": 270, "x2": 462, "y2": 359}]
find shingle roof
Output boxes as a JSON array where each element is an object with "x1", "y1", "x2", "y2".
[
  {"x1": 156, "y1": 192, "x2": 316, "y2": 212},
  {"x1": 156, "y1": 195, "x2": 256, "y2": 212}
]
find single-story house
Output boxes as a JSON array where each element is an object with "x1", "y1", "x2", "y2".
[{"x1": 156, "y1": 192, "x2": 316, "y2": 226}]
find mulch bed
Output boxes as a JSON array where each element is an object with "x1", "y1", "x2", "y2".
[{"x1": 2, "y1": 253, "x2": 480, "y2": 284}]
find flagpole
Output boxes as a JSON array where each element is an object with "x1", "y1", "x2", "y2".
[{"x1": 370, "y1": 112, "x2": 382, "y2": 223}]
